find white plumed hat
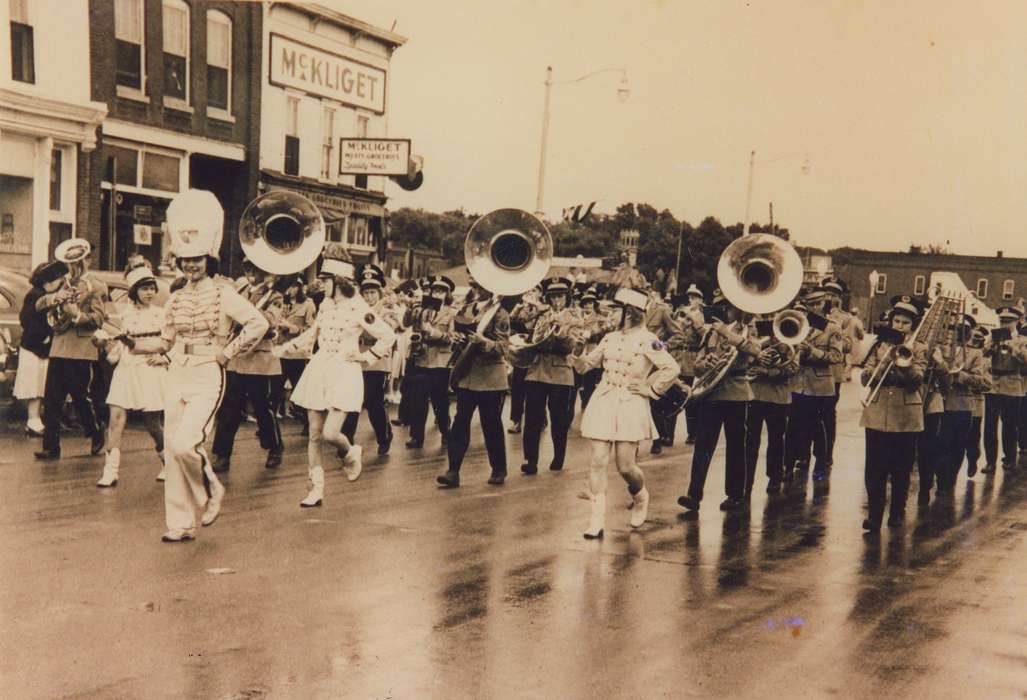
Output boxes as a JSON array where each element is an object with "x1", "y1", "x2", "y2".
[{"x1": 166, "y1": 189, "x2": 224, "y2": 259}]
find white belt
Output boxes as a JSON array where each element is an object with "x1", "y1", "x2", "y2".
[{"x1": 175, "y1": 341, "x2": 220, "y2": 357}]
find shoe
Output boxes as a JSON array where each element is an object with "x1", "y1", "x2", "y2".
[
  {"x1": 548, "y1": 461, "x2": 563, "y2": 472},
  {"x1": 677, "y1": 495, "x2": 700, "y2": 511},
  {"x1": 390, "y1": 419, "x2": 406, "y2": 427},
  {"x1": 161, "y1": 529, "x2": 196, "y2": 542},
  {"x1": 862, "y1": 518, "x2": 880, "y2": 533},
  {"x1": 34, "y1": 449, "x2": 60, "y2": 461},
  {"x1": 685, "y1": 436, "x2": 696, "y2": 445},
  {"x1": 507, "y1": 421, "x2": 521, "y2": 434},
  {"x1": 378, "y1": 435, "x2": 392, "y2": 456},
  {"x1": 520, "y1": 462, "x2": 538, "y2": 476},
  {"x1": 719, "y1": 497, "x2": 744, "y2": 512},
  {"x1": 343, "y1": 444, "x2": 363, "y2": 482},
  {"x1": 156, "y1": 467, "x2": 166, "y2": 482},
  {"x1": 967, "y1": 462, "x2": 978, "y2": 478},
  {"x1": 440, "y1": 432, "x2": 449, "y2": 447},
  {"x1": 264, "y1": 448, "x2": 283, "y2": 470},
  {"x1": 436, "y1": 471, "x2": 460, "y2": 488},
  {"x1": 211, "y1": 454, "x2": 230, "y2": 473},
  {"x1": 1003, "y1": 459, "x2": 1016, "y2": 471},
  {"x1": 583, "y1": 493, "x2": 606, "y2": 539},
  {"x1": 887, "y1": 514, "x2": 905, "y2": 528},
  {"x1": 981, "y1": 462, "x2": 997, "y2": 475},
  {"x1": 90, "y1": 433, "x2": 105, "y2": 456},
  {"x1": 301, "y1": 466, "x2": 325, "y2": 507},
  {"x1": 301, "y1": 424, "x2": 310, "y2": 437},
  {"x1": 629, "y1": 487, "x2": 650, "y2": 528},
  {"x1": 405, "y1": 438, "x2": 423, "y2": 449},
  {"x1": 487, "y1": 473, "x2": 505, "y2": 485},
  {"x1": 24, "y1": 423, "x2": 44, "y2": 438},
  {"x1": 795, "y1": 460, "x2": 810, "y2": 472},
  {"x1": 661, "y1": 437, "x2": 674, "y2": 447},
  {"x1": 650, "y1": 441, "x2": 662, "y2": 455},
  {"x1": 766, "y1": 478, "x2": 782, "y2": 493},
  {"x1": 96, "y1": 448, "x2": 121, "y2": 488},
  {"x1": 201, "y1": 479, "x2": 225, "y2": 527},
  {"x1": 812, "y1": 470, "x2": 829, "y2": 482}
]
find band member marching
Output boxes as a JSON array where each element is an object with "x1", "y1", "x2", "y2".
[
  {"x1": 668, "y1": 284, "x2": 705, "y2": 444},
  {"x1": 677, "y1": 289, "x2": 762, "y2": 513},
  {"x1": 95, "y1": 264, "x2": 168, "y2": 486},
  {"x1": 519, "y1": 276, "x2": 582, "y2": 475},
  {"x1": 158, "y1": 189, "x2": 269, "y2": 542},
  {"x1": 960, "y1": 325, "x2": 990, "y2": 476},
  {"x1": 981, "y1": 306, "x2": 1027, "y2": 474},
  {"x1": 507, "y1": 288, "x2": 545, "y2": 434},
  {"x1": 404, "y1": 276, "x2": 456, "y2": 449},
  {"x1": 817, "y1": 278, "x2": 857, "y2": 468},
  {"x1": 210, "y1": 258, "x2": 285, "y2": 472},
  {"x1": 16, "y1": 261, "x2": 67, "y2": 438},
  {"x1": 645, "y1": 287, "x2": 683, "y2": 454},
  {"x1": 574, "y1": 285, "x2": 612, "y2": 412},
  {"x1": 859, "y1": 295, "x2": 927, "y2": 532},
  {"x1": 272, "y1": 244, "x2": 395, "y2": 507},
  {"x1": 34, "y1": 238, "x2": 109, "y2": 461},
  {"x1": 571, "y1": 287, "x2": 679, "y2": 538},
  {"x1": 341, "y1": 264, "x2": 400, "y2": 454},
  {"x1": 436, "y1": 275, "x2": 511, "y2": 488},
  {"x1": 275, "y1": 275, "x2": 317, "y2": 434}
]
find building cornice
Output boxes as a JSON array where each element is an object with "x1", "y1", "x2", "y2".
[
  {"x1": 260, "y1": 169, "x2": 388, "y2": 204},
  {"x1": 833, "y1": 248, "x2": 1027, "y2": 271},
  {"x1": 279, "y1": 2, "x2": 408, "y2": 48},
  {"x1": 0, "y1": 88, "x2": 107, "y2": 151},
  {"x1": 103, "y1": 119, "x2": 246, "y2": 162}
]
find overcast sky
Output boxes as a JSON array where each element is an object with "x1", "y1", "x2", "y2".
[{"x1": 323, "y1": 0, "x2": 1027, "y2": 256}]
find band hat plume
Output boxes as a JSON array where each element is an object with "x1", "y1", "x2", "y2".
[
  {"x1": 55, "y1": 238, "x2": 91, "y2": 264},
  {"x1": 320, "y1": 258, "x2": 355, "y2": 279},
  {"x1": 166, "y1": 189, "x2": 224, "y2": 259},
  {"x1": 613, "y1": 287, "x2": 649, "y2": 311}
]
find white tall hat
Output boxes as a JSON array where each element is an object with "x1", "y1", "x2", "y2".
[{"x1": 166, "y1": 189, "x2": 224, "y2": 259}]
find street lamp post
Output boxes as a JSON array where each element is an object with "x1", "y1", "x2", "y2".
[
  {"x1": 742, "y1": 150, "x2": 811, "y2": 235},
  {"x1": 534, "y1": 66, "x2": 630, "y2": 219},
  {"x1": 868, "y1": 270, "x2": 879, "y2": 328}
]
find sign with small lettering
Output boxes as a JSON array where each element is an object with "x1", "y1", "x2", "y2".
[
  {"x1": 339, "y1": 138, "x2": 410, "y2": 175},
  {"x1": 270, "y1": 34, "x2": 386, "y2": 113}
]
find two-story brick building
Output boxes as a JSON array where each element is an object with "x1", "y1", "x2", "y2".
[
  {"x1": 85, "y1": 0, "x2": 262, "y2": 273},
  {"x1": 825, "y1": 248, "x2": 1027, "y2": 326},
  {"x1": 258, "y1": 2, "x2": 405, "y2": 266},
  {"x1": 0, "y1": 0, "x2": 107, "y2": 271}
]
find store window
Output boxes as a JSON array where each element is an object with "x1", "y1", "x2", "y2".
[
  {"x1": 115, "y1": 0, "x2": 144, "y2": 90},
  {"x1": 1003, "y1": 280, "x2": 1015, "y2": 300},
  {"x1": 9, "y1": 0, "x2": 33, "y2": 84},
  {"x1": 321, "y1": 107, "x2": 335, "y2": 179},
  {"x1": 977, "y1": 278, "x2": 988, "y2": 299},
  {"x1": 875, "y1": 273, "x2": 887, "y2": 294},
  {"x1": 106, "y1": 144, "x2": 139, "y2": 186},
  {"x1": 49, "y1": 149, "x2": 62, "y2": 211},
  {"x1": 142, "y1": 152, "x2": 179, "y2": 192},
  {"x1": 284, "y1": 96, "x2": 300, "y2": 175},
  {"x1": 162, "y1": 0, "x2": 189, "y2": 102},
  {"x1": 913, "y1": 275, "x2": 925, "y2": 296},
  {"x1": 206, "y1": 10, "x2": 231, "y2": 110},
  {"x1": 350, "y1": 217, "x2": 370, "y2": 247}
]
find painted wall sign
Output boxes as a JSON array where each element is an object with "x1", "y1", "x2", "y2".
[{"x1": 269, "y1": 34, "x2": 386, "y2": 113}]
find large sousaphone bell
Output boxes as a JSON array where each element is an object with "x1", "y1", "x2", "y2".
[
  {"x1": 717, "y1": 233, "x2": 803, "y2": 314},
  {"x1": 239, "y1": 190, "x2": 327, "y2": 275}
]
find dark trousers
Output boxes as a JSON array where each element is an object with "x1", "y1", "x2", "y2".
[
  {"x1": 864, "y1": 428, "x2": 916, "y2": 526},
  {"x1": 983, "y1": 394, "x2": 1019, "y2": 465},
  {"x1": 917, "y1": 412, "x2": 944, "y2": 494},
  {"x1": 650, "y1": 399, "x2": 677, "y2": 444},
  {"x1": 42, "y1": 356, "x2": 102, "y2": 452},
  {"x1": 396, "y1": 357, "x2": 416, "y2": 424},
  {"x1": 280, "y1": 358, "x2": 308, "y2": 426},
  {"x1": 787, "y1": 393, "x2": 832, "y2": 472},
  {"x1": 745, "y1": 400, "x2": 788, "y2": 490},
  {"x1": 523, "y1": 381, "x2": 575, "y2": 470},
  {"x1": 90, "y1": 358, "x2": 111, "y2": 427},
  {"x1": 408, "y1": 366, "x2": 451, "y2": 442},
  {"x1": 579, "y1": 367, "x2": 602, "y2": 410},
  {"x1": 508, "y1": 366, "x2": 528, "y2": 424},
  {"x1": 342, "y1": 370, "x2": 392, "y2": 445},
  {"x1": 685, "y1": 400, "x2": 748, "y2": 502},
  {"x1": 448, "y1": 388, "x2": 506, "y2": 475},
  {"x1": 212, "y1": 371, "x2": 282, "y2": 458},
  {"x1": 813, "y1": 382, "x2": 841, "y2": 463},
  {"x1": 964, "y1": 414, "x2": 982, "y2": 471},
  {"x1": 1019, "y1": 395, "x2": 1027, "y2": 451},
  {"x1": 681, "y1": 375, "x2": 698, "y2": 439},
  {"x1": 938, "y1": 411, "x2": 972, "y2": 490}
]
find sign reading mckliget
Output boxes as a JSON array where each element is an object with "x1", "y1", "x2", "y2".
[
  {"x1": 269, "y1": 34, "x2": 386, "y2": 114},
  {"x1": 339, "y1": 138, "x2": 411, "y2": 176}
]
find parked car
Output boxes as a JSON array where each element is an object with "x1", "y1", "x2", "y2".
[
  {"x1": 0, "y1": 268, "x2": 32, "y2": 396},
  {"x1": 89, "y1": 270, "x2": 172, "y2": 307}
]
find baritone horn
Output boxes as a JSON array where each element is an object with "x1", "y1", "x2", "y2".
[
  {"x1": 717, "y1": 233, "x2": 804, "y2": 314},
  {"x1": 239, "y1": 190, "x2": 327, "y2": 276}
]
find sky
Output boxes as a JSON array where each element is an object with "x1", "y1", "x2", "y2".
[{"x1": 321, "y1": 0, "x2": 1027, "y2": 256}]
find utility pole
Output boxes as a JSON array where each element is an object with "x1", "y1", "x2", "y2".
[
  {"x1": 769, "y1": 201, "x2": 774, "y2": 234},
  {"x1": 534, "y1": 66, "x2": 553, "y2": 218},
  {"x1": 673, "y1": 220, "x2": 685, "y2": 292},
  {"x1": 742, "y1": 149, "x2": 755, "y2": 236}
]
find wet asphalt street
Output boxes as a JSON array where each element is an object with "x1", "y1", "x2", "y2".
[{"x1": 2, "y1": 382, "x2": 1027, "y2": 699}]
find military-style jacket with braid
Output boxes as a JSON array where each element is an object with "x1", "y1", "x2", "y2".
[
  {"x1": 796, "y1": 321, "x2": 845, "y2": 397},
  {"x1": 228, "y1": 280, "x2": 282, "y2": 376},
  {"x1": 859, "y1": 338, "x2": 927, "y2": 433}
]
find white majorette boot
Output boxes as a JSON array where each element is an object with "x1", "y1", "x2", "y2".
[
  {"x1": 96, "y1": 448, "x2": 121, "y2": 487},
  {"x1": 343, "y1": 444, "x2": 363, "y2": 482},
  {"x1": 584, "y1": 493, "x2": 606, "y2": 540},
  {"x1": 629, "y1": 486, "x2": 650, "y2": 529},
  {"x1": 301, "y1": 466, "x2": 325, "y2": 507},
  {"x1": 155, "y1": 450, "x2": 165, "y2": 482},
  {"x1": 201, "y1": 476, "x2": 225, "y2": 527}
]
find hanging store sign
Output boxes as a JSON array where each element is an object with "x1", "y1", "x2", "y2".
[
  {"x1": 339, "y1": 138, "x2": 410, "y2": 176},
  {"x1": 269, "y1": 34, "x2": 386, "y2": 114}
]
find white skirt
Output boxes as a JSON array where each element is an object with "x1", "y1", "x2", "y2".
[
  {"x1": 290, "y1": 352, "x2": 363, "y2": 412},
  {"x1": 107, "y1": 360, "x2": 168, "y2": 412},
  {"x1": 580, "y1": 384, "x2": 658, "y2": 443},
  {"x1": 13, "y1": 349, "x2": 48, "y2": 400}
]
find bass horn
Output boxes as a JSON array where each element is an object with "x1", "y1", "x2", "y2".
[
  {"x1": 449, "y1": 208, "x2": 553, "y2": 388},
  {"x1": 717, "y1": 233, "x2": 803, "y2": 314},
  {"x1": 239, "y1": 190, "x2": 327, "y2": 276}
]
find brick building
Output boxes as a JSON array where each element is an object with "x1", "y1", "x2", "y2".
[
  {"x1": 828, "y1": 248, "x2": 1027, "y2": 325},
  {"x1": 85, "y1": 0, "x2": 262, "y2": 273},
  {"x1": 257, "y1": 3, "x2": 405, "y2": 267}
]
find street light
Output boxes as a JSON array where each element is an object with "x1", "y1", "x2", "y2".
[
  {"x1": 742, "y1": 150, "x2": 811, "y2": 236},
  {"x1": 535, "y1": 66, "x2": 630, "y2": 217},
  {"x1": 868, "y1": 270, "x2": 879, "y2": 327}
]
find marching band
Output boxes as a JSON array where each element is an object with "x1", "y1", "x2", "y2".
[{"x1": 20, "y1": 187, "x2": 1027, "y2": 543}]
